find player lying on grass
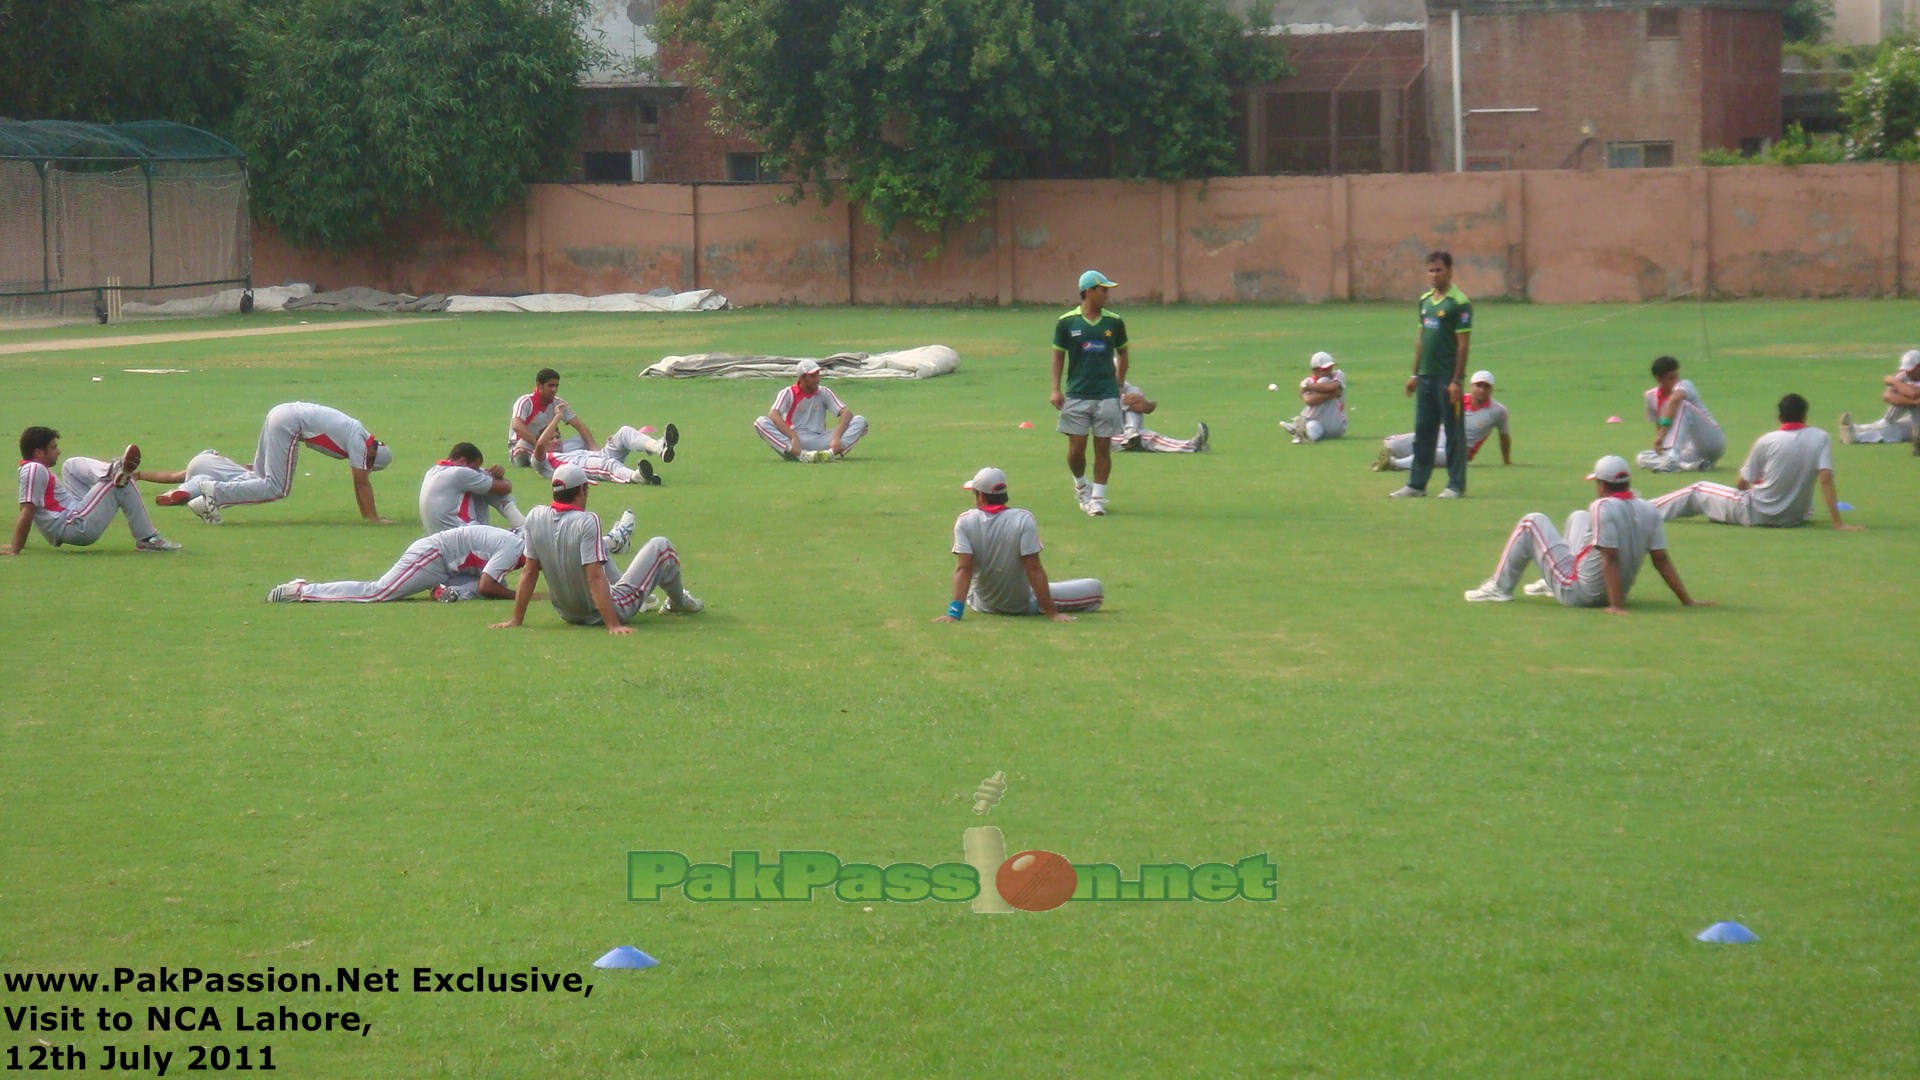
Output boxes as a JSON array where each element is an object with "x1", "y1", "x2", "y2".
[
  {"x1": 934, "y1": 467, "x2": 1102, "y2": 623},
  {"x1": 1465, "y1": 455, "x2": 1711, "y2": 614},
  {"x1": 532, "y1": 412, "x2": 668, "y2": 486},
  {"x1": 491, "y1": 463, "x2": 702, "y2": 635},
  {"x1": 143, "y1": 449, "x2": 250, "y2": 527},
  {"x1": 265, "y1": 524, "x2": 526, "y2": 603},
  {"x1": 1654, "y1": 393, "x2": 1864, "y2": 531},
  {"x1": 1112, "y1": 382, "x2": 1208, "y2": 453},
  {"x1": 6, "y1": 427, "x2": 180, "y2": 555}
]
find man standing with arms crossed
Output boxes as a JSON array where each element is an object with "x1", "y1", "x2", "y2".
[
  {"x1": 1391, "y1": 251, "x2": 1471, "y2": 499},
  {"x1": 1051, "y1": 270, "x2": 1128, "y2": 516}
]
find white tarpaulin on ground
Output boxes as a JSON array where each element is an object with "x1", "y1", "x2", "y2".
[
  {"x1": 122, "y1": 283, "x2": 315, "y2": 316},
  {"x1": 446, "y1": 290, "x2": 728, "y2": 313},
  {"x1": 642, "y1": 345, "x2": 960, "y2": 380}
]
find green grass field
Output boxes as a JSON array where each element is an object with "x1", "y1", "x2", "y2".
[{"x1": 2, "y1": 300, "x2": 1915, "y2": 1078}]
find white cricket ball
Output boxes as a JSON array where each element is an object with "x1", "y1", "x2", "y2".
[
  {"x1": 1267, "y1": 383, "x2": 1279, "y2": 391},
  {"x1": 92, "y1": 376, "x2": 103, "y2": 382}
]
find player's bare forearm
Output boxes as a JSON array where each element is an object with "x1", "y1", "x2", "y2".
[
  {"x1": 476, "y1": 574, "x2": 517, "y2": 600},
  {"x1": 574, "y1": 419, "x2": 597, "y2": 451},
  {"x1": 1818, "y1": 471, "x2": 1863, "y2": 529},
  {"x1": 134, "y1": 469, "x2": 187, "y2": 484},
  {"x1": 491, "y1": 559, "x2": 541, "y2": 628},
  {"x1": 1499, "y1": 432, "x2": 1512, "y2": 464},
  {"x1": 1650, "y1": 549, "x2": 1709, "y2": 606},
  {"x1": 4, "y1": 504, "x2": 32, "y2": 555},
  {"x1": 1023, "y1": 554, "x2": 1072, "y2": 621},
  {"x1": 1453, "y1": 335, "x2": 1469, "y2": 379},
  {"x1": 534, "y1": 413, "x2": 562, "y2": 455},
  {"x1": 951, "y1": 560, "x2": 972, "y2": 603},
  {"x1": 830, "y1": 411, "x2": 852, "y2": 451},
  {"x1": 584, "y1": 561, "x2": 630, "y2": 634},
  {"x1": 1601, "y1": 548, "x2": 1628, "y2": 613},
  {"x1": 1114, "y1": 347, "x2": 1129, "y2": 390},
  {"x1": 351, "y1": 471, "x2": 390, "y2": 524},
  {"x1": 1735, "y1": 474, "x2": 1753, "y2": 492},
  {"x1": 1050, "y1": 351, "x2": 1066, "y2": 407}
]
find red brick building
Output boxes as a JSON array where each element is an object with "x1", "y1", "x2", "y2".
[{"x1": 1424, "y1": 0, "x2": 1790, "y2": 171}]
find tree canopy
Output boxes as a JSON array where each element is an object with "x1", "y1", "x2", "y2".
[
  {"x1": 657, "y1": 0, "x2": 1287, "y2": 236},
  {"x1": 0, "y1": 0, "x2": 595, "y2": 252}
]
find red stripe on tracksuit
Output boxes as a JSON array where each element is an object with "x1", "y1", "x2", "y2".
[
  {"x1": 303, "y1": 546, "x2": 443, "y2": 603},
  {"x1": 610, "y1": 541, "x2": 678, "y2": 612},
  {"x1": 1053, "y1": 590, "x2": 1103, "y2": 611}
]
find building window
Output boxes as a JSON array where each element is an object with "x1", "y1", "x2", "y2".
[
  {"x1": 1465, "y1": 155, "x2": 1508, "y2": 172},
  {"x1": 583, "y1": 150, "x2": 648, "y2": 183},
  {"x1": 1646, "y1": 9, "x2": 1679, "y2": 37},
  {"x1": 1606, "y1": 141, "x2": 1675, "y2": 168},
  {"x1": 725, "y1": 152, "x2": 778, "y2": 182},
  {"x1": 637, "y1": 103, "x2": 660, "y2": 127}
]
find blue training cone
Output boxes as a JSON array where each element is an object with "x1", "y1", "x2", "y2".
[
  {"x1": 1837, "y1": 502, "x2": 1854, "y2": 511},
  {"x1": 593, "y1": 946, "x2": 659, "y2": 969},
  {"x1": 1695, "y1": 921, "x2": 1760, "y2": 944}
]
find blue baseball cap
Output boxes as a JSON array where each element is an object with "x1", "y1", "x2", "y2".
[{"x1": 1078, "y1": 270, "x2": 1118, "y2": 291}]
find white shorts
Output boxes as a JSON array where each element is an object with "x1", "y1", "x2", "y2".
[{"x1": 1058, "y1": 398, "x2": 1123, "y2": 438}]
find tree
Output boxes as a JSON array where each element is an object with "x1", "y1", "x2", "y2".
[
  {"x1": 0, "y1": 0, "x2": 113, "y2": 120},
  {"x1": 1841, "y1": 42, "x2": 1920, "y2": 161},
  {"x1": 93, "y1": 0, "x2": 254, "y2": 132},
  {"x1": 233, "y1": 0, "x2": 597, "y2": 250},
  {"x1": 657, "y1": 0, "x2": 1286, "y2": 236},
  {"x1": 1783, "y1": 0, "x2": 1832, "y2": 44}
]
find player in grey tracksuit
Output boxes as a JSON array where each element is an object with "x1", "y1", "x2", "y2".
[
  {"x1": 266, "y1": 524, "x2": 525, "y2": 603},
  {"x1": 934, "y1": 468, "x2": 1102, "y2": 622},
  {"x1": 419, "y1": 443, "x2": 525, "y2": 533},
  {"x1": 490, "y1": 463, "x2": 702, "y2": 634},
  {"x1": 1637, "y1": 357, "x2": 1725, "y2": 472},
  {"x1": 1655, "y1": 394, "x2": 1863, "y2": 530},
  {"x1": 1839, "y1": 350, "x2": 1920, "y2": 447}
]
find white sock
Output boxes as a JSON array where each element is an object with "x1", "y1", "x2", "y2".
[
  {"x1": 1074, "y1": 477, "x2": 1089, "y2": 492},
  {"x1": 1092, "y1": 483, "x2": 1107, "y2": 499}
]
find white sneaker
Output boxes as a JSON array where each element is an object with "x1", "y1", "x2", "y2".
[
  {"x1": 1464, "y1": 580, "x2": 1513, "y2": 602},
  {"x1": 187, "y1": 494, "x2": 223, "y2": 524},
  {"x1": 1388, "y1": 486, "x2": 1426, "y2": 498},
  {"x1": 1437, "y1": 488, "x2": 1463, "y2": 499},
  {"x1": 111, "y1": 444, "x2": 141, "y2": 487},
  {"x1": 431, "y1": 584, "x2": 463, "y2": 603},
  {"x1": 1280, "y1": 420, "x2": 1297, "y2": 435},
  {"x1": 135, "y1": 534, "x2": 182, "y2": 551},
  {"x1": 663, "y1": 591, "x2": 703, "y2": 614},
  {"x1": 265, "y1": 579, "x2": 306, "y2": 603},
  {"x1": 606, "y1": 509, "x2": 637, "y2": 555},
  {"x1": 803, "y1": 449, "x2": 833, "y2": 463},
  {"x1": 1086, "y1": 497, "x2": 1106, "y2": 516},
  {"x1": 1523, "y1": 580, "x2": 1553, "y2": 597},
  {"x1": 1075, "y1": 486, "x2": 1092, "y2": 511}
]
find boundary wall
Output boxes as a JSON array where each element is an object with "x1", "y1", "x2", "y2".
[{"x1": 253, "y1": 164, "x2": 1920, "y2": 306}]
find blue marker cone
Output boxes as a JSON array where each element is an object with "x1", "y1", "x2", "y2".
[
  {"x1": 1837, "y1": 502, "x2": 1854, "y2": 512},
  {"x1": 1695, "y1": 921, "x2": 1759, "y2": 944},
  {"x1": 593, "y1": 946, "x2": 659, "y2": 969}
]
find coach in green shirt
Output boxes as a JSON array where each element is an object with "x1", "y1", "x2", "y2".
[
  {"x1": 1391, "y1": 251, "x2": 1473, "y2": 498},
  {"x1": 1050, "y1": 270, "x2": 1129, "y2": 516}
]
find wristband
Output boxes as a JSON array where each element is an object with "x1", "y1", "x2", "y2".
[
  {"x1": 1659, "y1": 417, "x2": 1673, "y2": 427},
  {"x1": 947, "y1": 600, "x2": 965, "y2": 620}
]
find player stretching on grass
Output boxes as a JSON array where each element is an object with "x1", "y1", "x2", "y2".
[
  {"x1": 6, "y1": 427, "x2": 180, "y2": 555},
  {"x1": 1838, "y1": 349, "x2": 1920, "y2": 450},
  {"x1": 174, "y1": 401, "x2": 394, "y2": 523},
  {"x1": 265, "y1": 524, "x2": 526, "y2": 603}
]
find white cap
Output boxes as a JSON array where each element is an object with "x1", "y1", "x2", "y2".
[
  {"x1": 1586, "y1": 455, "x2": 1632, "y2": 484},
  {"x1": 1902, "y1": 349, "x2": 1920, "y2": 372},
  {"x1": 1310, "y1": 351, "x2": 1336, "y2": 369},
  {"x1": 963, "y1": 467, "x2": 1008, "y2": 495},
  {"x1": 796, "y1": 358, "x2": 822, "y2": 376},
  {"x1": 551, "y1": 462, "x2": 598, "y2": 490},
  {"x1": 1470, "y1": 370, "x2": 1494, "y2": 386},
  {"x1": 371, "y1": 442, "x2": 393, "y2": 471}
]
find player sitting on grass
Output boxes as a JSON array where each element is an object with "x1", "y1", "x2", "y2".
[
  {"x1": 491, "y1": 463, "x2": 702, "y2": 635},
  {"x1": 1375, "y1": 370, "x2": 1510, "y2": 472},
  {"x1": 1465, "y1": 455, "x2": 1711, "y2": 613},
  {"x1": 1838, "y1": 349, "x2": 1920, "y2": 451},
  {"x1": 1654, "y1": 394, "x2": 1864, "y2": 531},
  {"x1": 532, "y1": 413, "x2": 666, "y2": 486},
  {"x1": 752, "y1": 358, "x2": 867, "y2": 462},
  {"x1": 420, "y1": 443, "x2": 525, "y2": 533},
  {"x1": 1282, "y1": 352, "x2": 1347, "y2": 444},
  {"x1": 5, "y1": 427, "x2": 181, "y2": 555},
  {"x1": 1638, "y1": 355, "x2": 1725, "y2": 473},
  {"x1": 934, "y1": 467, "x2": 1102, "y2": 623}
]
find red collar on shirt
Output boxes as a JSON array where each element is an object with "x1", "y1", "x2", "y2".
[
  {"x1": 978, "y1": 503, "x2": 1009, "y2": 515},
  {"x1": 436, "y1": 459, "x2": 460, "y2": 467},
  {"x1": 791, "y1": 381, "x2": 818, "y2": 400},
  {"x1": 1604, "y1": 490, "x2": 1637, "y2": 500},
  {"x1": 1779, "y1": 422, "x2": 1807, "y2": 431},
  {"x1": 551, "y1": 501, "x2": 585, "y2": 512},
  {"x1": 1655, "y1": 385, "x2": 1672, "y2": 406}
]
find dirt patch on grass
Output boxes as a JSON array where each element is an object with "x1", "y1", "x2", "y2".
[{"x1": 0, "y1": 319, "x2": 421, "y2": 356}]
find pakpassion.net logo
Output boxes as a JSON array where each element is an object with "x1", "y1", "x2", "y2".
[{"x1": 627, "y1": 774, "x2": 1276, "y2": 913}]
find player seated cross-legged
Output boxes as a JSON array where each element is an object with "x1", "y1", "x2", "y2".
[
  {"x1": 5, "y1": 426, "x2": 181, "y2": 555},
  {"x1": 752, "y1": 358, "x2": 868, "y2": 462}
]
